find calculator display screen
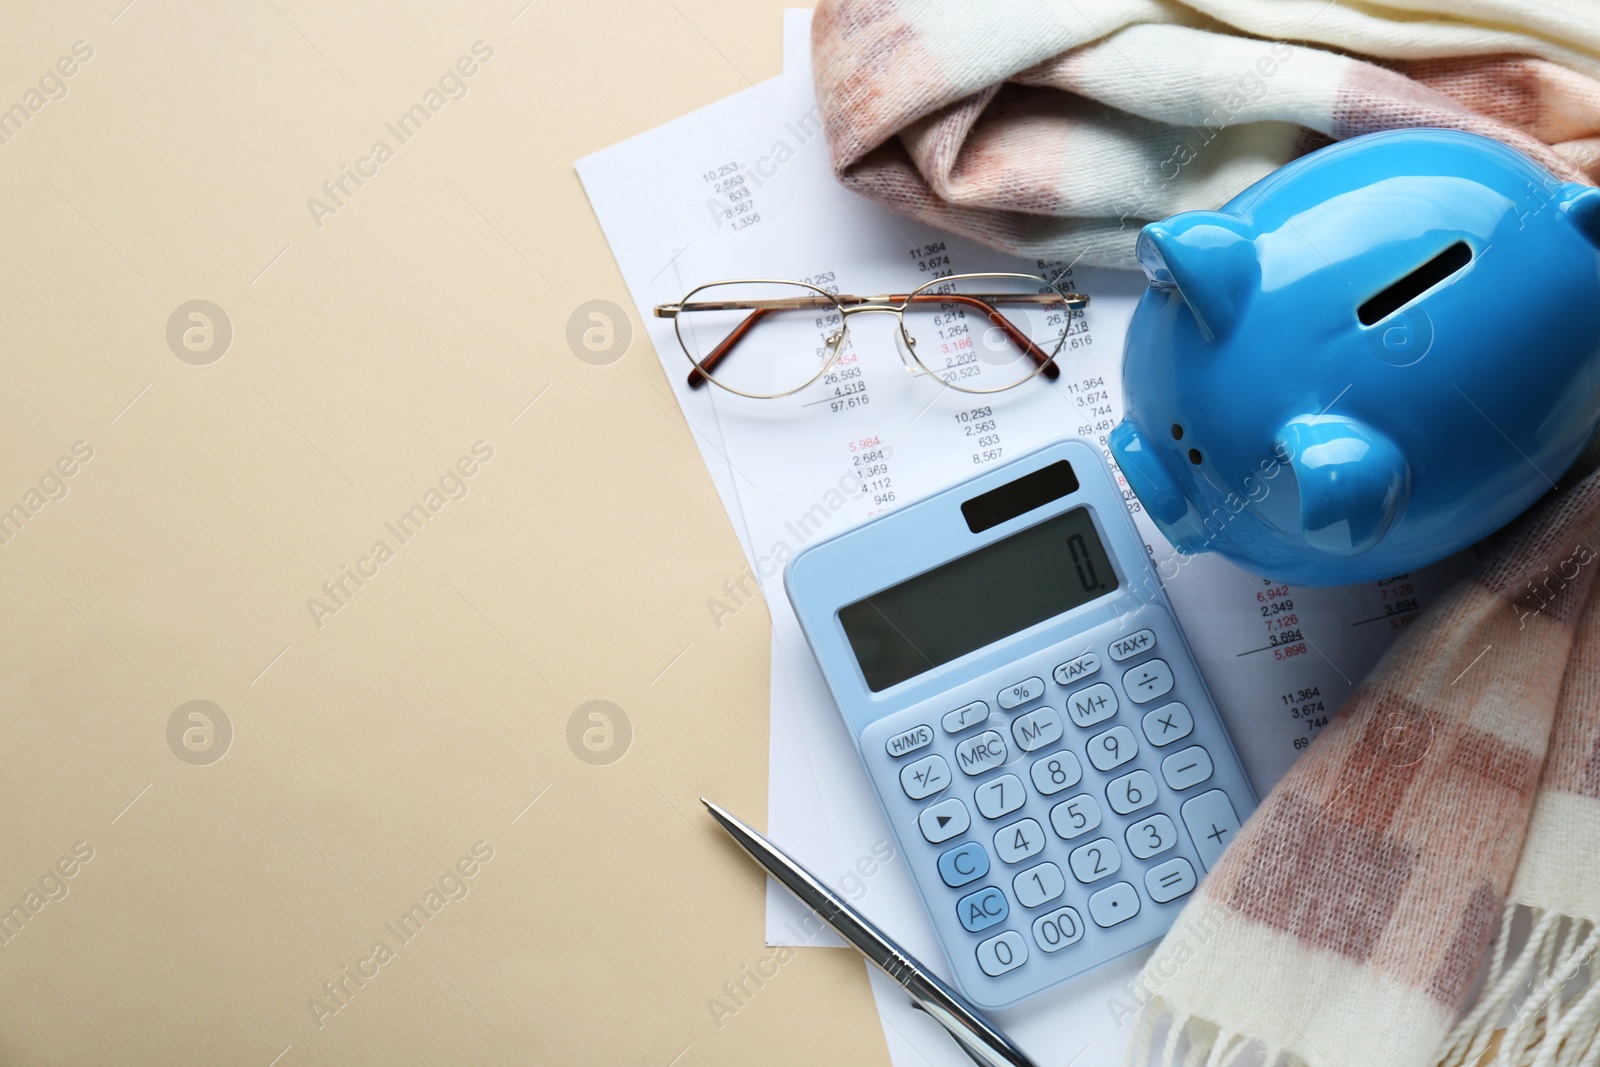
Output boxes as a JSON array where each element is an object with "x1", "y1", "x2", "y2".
[{"x1": 838, "y1": 507, "x2": 1118, "y2": 692}]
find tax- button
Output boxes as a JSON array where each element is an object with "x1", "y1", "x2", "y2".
[
  {"x1": 997, "y1": 677, "x2": 1044, "y2": 710},
  {"x1": 899, "y1": 754, "x2": 950, "y2": 800},
  {"x1": 919, "y1": 798, "x2": 970, "y2": 843},
  {"x1": 937, "y1": 842, "x2": 989, "y2": 888},
  {"x1": 1122, "y1": 659, "x2": 1174, "y2": 704},
  {"x1": 942, "y1": 700, "x2": 990, "y2": 734},
  {"x1": 1053, "y1": 651, "x2": 1100, "y2": 687},
  {"x1": 1088, "y1": 881, "x2": 1141, "y2": 928},
  {"x1": 954, "y1": 730, "x2": 1008, "y2": 775},
  {"x1": 956, "y1": 886, "x2": 1009, "y2": 932},
  {"x1": 885, "y1": 724, "x2": 933, "y2": 758}
]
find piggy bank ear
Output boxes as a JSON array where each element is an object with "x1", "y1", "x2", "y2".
[
  {"x1": 1560, "y1": 183, "x2": 1600, "y2": 247},
  {"x1": 1274, "y1": 416, "x2": 1410, "y2": 556},
  {"x1": 1109, "y1": 421, "x2": 1188, "y2": 527},
  {"x1": 1136, "y1": 212, "x2": 1259, "y2": 342}
]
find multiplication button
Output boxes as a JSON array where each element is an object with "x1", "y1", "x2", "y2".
[
  {"x1": 1122, "y1": 659, "x2": 1174, "y2": 703},
  {"x1": 1141, "y1": 702, "x2": 1193, "y2": 747}
]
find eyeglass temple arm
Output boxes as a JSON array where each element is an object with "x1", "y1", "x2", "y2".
[{"x1": 660, "y1": 293, "x2": 1082, "y2": 390}]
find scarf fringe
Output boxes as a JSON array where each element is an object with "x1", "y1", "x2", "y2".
[
  {"x1": 1129, "y1": 998, "x2": 1300, "y2": 1067},
  {"x1": 1438, "y1": 908, "x2": 1599, "y2": 1067}
]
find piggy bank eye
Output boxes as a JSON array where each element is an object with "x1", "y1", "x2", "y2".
[
  {"x1": 1170, "y1": 424, "x2": 1184, "y2": 441},
  {"x1": 1188, "y1": 449, "x2": 1203, "y2": 465}
]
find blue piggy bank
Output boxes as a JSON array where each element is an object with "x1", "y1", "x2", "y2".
[{"x1": 1108, "y1": 128, "x2": 1600, "y2": 586}]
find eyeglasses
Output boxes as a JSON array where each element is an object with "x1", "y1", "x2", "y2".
[{"x1": 653, "y1": 272, "x2": 1089, "y2": 399}]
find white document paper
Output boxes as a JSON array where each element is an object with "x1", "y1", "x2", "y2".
[{"x1": 578, "y1": 27, "x2": 1472, "y2": 1065}]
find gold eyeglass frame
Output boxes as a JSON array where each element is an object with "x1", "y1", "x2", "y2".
[{"x1": 653, "y1": 271, "x2": 1090, "y2": 399}]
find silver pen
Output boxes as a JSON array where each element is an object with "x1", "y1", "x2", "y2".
[{"x1": 702, "y1": 798, "x2": 1040, "y2": 1067}]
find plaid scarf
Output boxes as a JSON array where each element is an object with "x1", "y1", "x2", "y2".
[
  {"x1": 1123, "y1": 437, "x2": 1600, "y2": 1067},
  {"x1": 811, "y1": 0, "x2": 1600, "y2": 270}
]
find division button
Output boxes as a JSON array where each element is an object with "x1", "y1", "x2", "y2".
[
  {"x1": 1122, "y1": 659, "x2": 1175, "y2": 704},
  {"x1": 1088, "y1": 881, "x2": 1141, "y2": 928},
  {"x1": 899, "y1": 753, "x2": 951, "y2": 800},
  {"x1": 919, "y1": 797, "x2": 971, "y2": 843}
]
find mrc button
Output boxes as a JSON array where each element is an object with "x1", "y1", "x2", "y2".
[
  {"x1": 954, "y1": 730, "x2": 1008, "y2": 775},
  {"x1": 884, "y1": 724, "x2": 933, "y2": 758}
]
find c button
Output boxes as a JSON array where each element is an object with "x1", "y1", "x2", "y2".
[{"x1": 937, "y1": 842, "x2": 990, "y2": 888}]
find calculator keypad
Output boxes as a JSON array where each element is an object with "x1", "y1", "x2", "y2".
[{"x1": 860, "y1": 607, "x2": 1256, "y2": 1009}]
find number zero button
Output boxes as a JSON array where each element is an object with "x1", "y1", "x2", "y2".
[{"x1": 976, "y1": 930, "x2": 1027, "y2": 976}]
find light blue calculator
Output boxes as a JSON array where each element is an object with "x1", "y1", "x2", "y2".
[{"x1": 785, "y1": 439, "x2": 1257, "y2": 1008}]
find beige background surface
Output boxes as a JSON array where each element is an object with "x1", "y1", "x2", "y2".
[{"x1": 0, "y1": 1, "x2": 891, "y2": 1063}]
